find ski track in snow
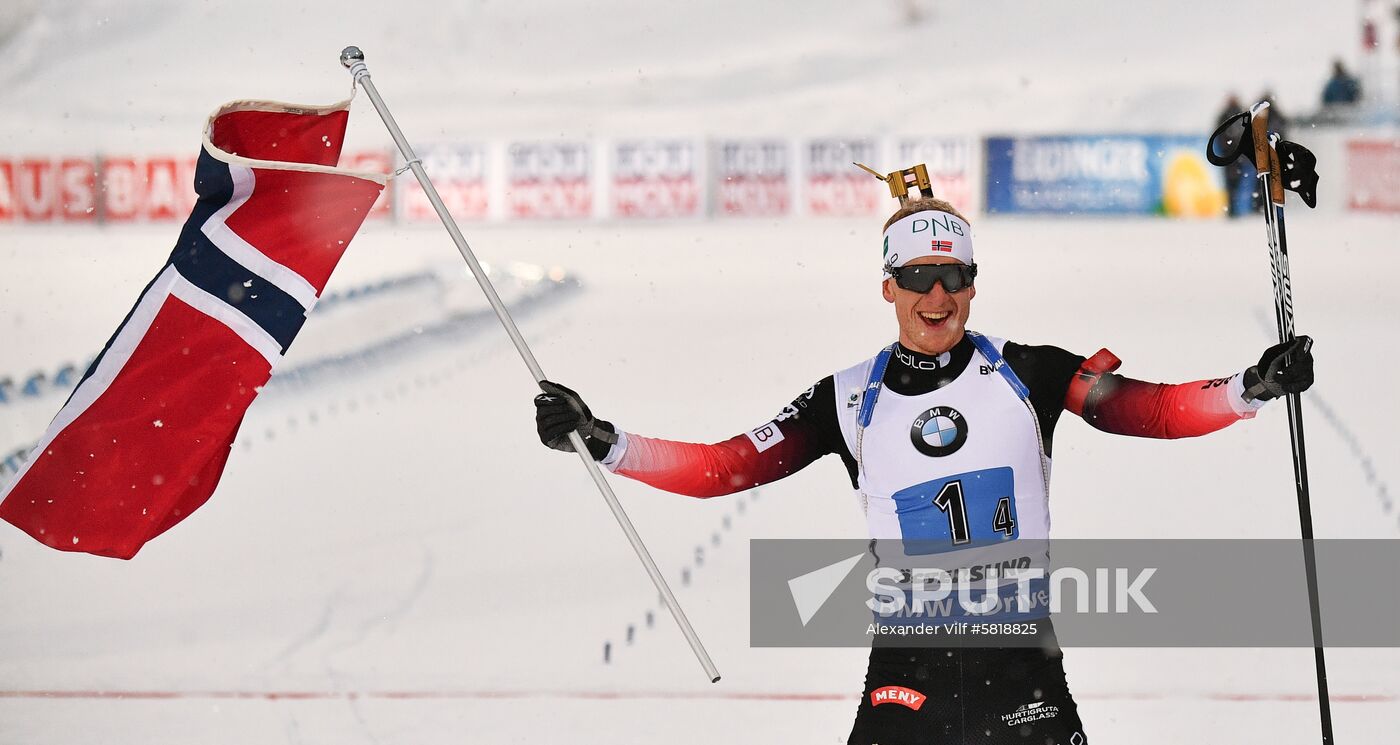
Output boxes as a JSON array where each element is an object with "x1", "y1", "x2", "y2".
[{"x1": 1252, "y1": 306, "x2": 1396, "y2": 530}]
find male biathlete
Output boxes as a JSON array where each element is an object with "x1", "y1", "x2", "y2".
[{"x1": 532, "y1": 169, "x2": 1314, "y2": 745}]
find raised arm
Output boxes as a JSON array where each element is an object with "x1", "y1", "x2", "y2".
[
  {"x1": 1065, "y1": 337, "x2": 1314, "y2": 438},
  {"x1": 534, "y1": 379, "x2": 844, "y2": 499}
]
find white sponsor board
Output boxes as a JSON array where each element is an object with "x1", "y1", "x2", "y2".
[
  {"x1": 401, "y1": 143, "x2": 490, "y2": 222},
  {"x1": 506, "y1": 141, "x2": 593, "y2": 220},
  {"x1": 804, "y1": 137, "x2": 883, "y2": 217},
  {"x1": 893, "y1": 137, "x2": 977, "y2": 214},
  {"x1": 611, "y1": 139, "x2": 703, "y2": 219},
  {"x1": 713, "y1": 139, "x2": 792, "y2": 217}
]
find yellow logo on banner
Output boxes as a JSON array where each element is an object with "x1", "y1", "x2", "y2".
[{"x1": 1162, "y1": 152, "x2": 1226, "y2": 218}]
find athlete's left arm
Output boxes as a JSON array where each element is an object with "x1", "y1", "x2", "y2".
[{"x1": 1065, "y1": 337, "x2": 1315, "y2": 439}]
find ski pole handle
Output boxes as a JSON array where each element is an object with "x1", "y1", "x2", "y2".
[{"x1": 1248, "y1": 101, "x2": 1285, "y2": 206}]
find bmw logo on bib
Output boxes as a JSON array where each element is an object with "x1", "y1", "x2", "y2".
[{"x1": 910, "y1": 406, "x2": 968, "y2": 457}]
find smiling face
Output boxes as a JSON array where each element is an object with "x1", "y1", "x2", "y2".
[{"x1": 882, "y1": 255, "x2": 975, "y2": 355}]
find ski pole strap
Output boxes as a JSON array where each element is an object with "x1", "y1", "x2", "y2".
[
  {"x1": 857, "y1": 344, "x2": 896, "y2": 428},
  {"x1": 967, "y1": 331, "x2": 1030, "y2": 401}
]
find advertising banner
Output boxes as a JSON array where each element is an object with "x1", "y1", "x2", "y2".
[
  {"x1": 0, "y1": 157, "x2": 99, "y2": 223},
  {"x1": 985, "y1": 135, "x2": 1225, "y2": 216},
  {"x1": 401, "y1": 143, "x2": 490, "y2": 222},
  {"x1": 340, "y1": 150, "x2": 394, "y2": 220},
  {"x1": 893, "y1": 137, "x2": 977, "y2": 214},
  {"x1": 612, "y1": 139, "x2": 703, "y2": 218},
  {"x1": 16, "y1": 158, "x2": 58, "y2": 221},
  {"x1": 506, "y1": 141, "x2": 593, "y2": 219},
  {"x1": 142, "y1": 156, "x2": 195, "y2": 221},
  {"x1": 1346, "y1": 138, "x2": 1400, "y2": 213},
  {"x1": 713, "y1": 139, "x2": 791, "y2": 217},
  {"x1": 99, "y1": 156, "x2": 198, "y2": 222},
  {"x1": 804, "y1": 138, "x2": 882, "y2": 216},
  {"x1": 0, "y1": 160, "x2": 10, "y2": 222}
]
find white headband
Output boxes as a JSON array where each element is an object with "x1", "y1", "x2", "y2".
[{"x1": 882, "y1": 211, "x2": 975, "y2": 277}]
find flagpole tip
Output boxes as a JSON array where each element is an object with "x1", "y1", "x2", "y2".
[{"x1": 340, "y1": 46, "x2": 365, "y2": 68}]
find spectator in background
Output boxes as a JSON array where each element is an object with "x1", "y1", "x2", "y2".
[
  {"x1": 1259, "y1": 90, "x2": 1288, "y2": 138},
  {"x1": 1217, "y1": 93, "x2": 1248, "y2": 218},
  {"x1": 1321, "y1": 58, "x2": 1363, "y2": 107}
]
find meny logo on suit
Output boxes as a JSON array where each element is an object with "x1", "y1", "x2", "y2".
[{"x1": 870, "y1": 685, "x2": 926, "y2": 710}]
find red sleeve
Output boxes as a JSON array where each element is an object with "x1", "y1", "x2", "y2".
[
  {"x1": 1064, "y1": 348, "x2": 1262, "y2": 439},
  {"x1": 612, "y1": 427, "x2": 824, "y2": 498},
  {"x1": 607, "y1": 381, "x2": 842, "y2": 498}
]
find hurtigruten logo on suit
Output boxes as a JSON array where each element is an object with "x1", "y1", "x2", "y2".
[{"x1": 1002, "y1": 700, "x2": 1061, "y2": 727}]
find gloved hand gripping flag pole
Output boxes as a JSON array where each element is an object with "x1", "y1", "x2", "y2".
[{"x1": 339, "y1": 47, "x2": 720, "y2": 683}]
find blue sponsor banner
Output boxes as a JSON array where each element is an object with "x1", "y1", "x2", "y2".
[{"x1": 984, "y1": 134, "x2": 1225, "y2": 216}]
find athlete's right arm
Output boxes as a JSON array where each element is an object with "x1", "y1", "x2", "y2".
[{"x1": 534, "y1": 378, "x2": 843, "y2": 499}]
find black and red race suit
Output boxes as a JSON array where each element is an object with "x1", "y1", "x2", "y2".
[{"x1": 596, "y1": 332, "x2": 1263, "y2": 744}]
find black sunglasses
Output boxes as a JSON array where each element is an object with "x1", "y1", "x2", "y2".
[{"x1": 886, "y1": 263, "x2": 977, "y2": 294}]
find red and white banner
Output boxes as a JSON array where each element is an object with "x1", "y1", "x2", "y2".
[
  {"x1": 341, "y1": 150, "x2": 394, "y2": 220},
  {"x1": 401, "y1": 143, "x2": 489, "y2": 221},
  {"x1": 0, "y1": 157, "x2": 99, "y2": 222},
  {"x1": 894, "y1": 137, "x2": 977, "y2": 214},
  {"x1": 714, "y1": 139, "x2": 791, "y2": 217},
  {"x1": 804, "y1": 138, "x2": 882, "y2": 216},
  {"x1": 1346, "y1": 138, "x2": 1400, "y2": 213},
  {"x1": 506, "y1": 141, "x2": 593, "y2": 219},
  {"x1": 612, "y1": 139, "x2": 703, "y2": 218},
  {"x1": 99, "y1": 156, "x2": 199, "y2": 222}
]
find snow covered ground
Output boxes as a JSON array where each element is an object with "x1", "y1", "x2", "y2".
[
  {"x1": 2, "y1": 1, "x2": 1397, "y2": 743},
  {"x1": 2, "y1": 215, "x2": 1397, "y2": 744}
]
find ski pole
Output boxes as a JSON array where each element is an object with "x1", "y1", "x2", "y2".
[
  {"x1": 339, "y1": 46, "x2": 721, "y2": 683},
  {"x1": 1245, "y1": 101, "x2": 1334, "y2": 744}
]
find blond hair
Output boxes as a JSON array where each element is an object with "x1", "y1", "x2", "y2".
[{"x1": 883, "y1": 196, "x2": 971, "y2": 232}]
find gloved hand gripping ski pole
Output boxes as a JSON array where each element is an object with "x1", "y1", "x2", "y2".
[
  {"x1": 340, "y1": 46, "x2": 720, "y2": 683},
  {"x1": 1208, "y1": 101, "x2": 1330, "y2": 743}
]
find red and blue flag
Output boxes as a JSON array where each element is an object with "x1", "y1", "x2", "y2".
[{"x1": 0, "y1": 98, "x2": 388, "y2": 559}]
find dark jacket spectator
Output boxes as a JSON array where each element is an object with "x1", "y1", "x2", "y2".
[
  {"x1": 1216, "y1": 94, "x2": 1247, "y2": 217},
  {"x1": 1321, "y1": 59, "x2": 1362, "y2": 106}
]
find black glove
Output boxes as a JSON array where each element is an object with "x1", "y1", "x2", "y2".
[
  {"x1": 533, "y1": 380, "x2": 618, "y2": 461},
  {"x1": 1241, "y1": 336, "x2": 1314, "y2": 402}
]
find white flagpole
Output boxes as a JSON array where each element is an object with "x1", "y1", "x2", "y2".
[{"x1": 338, "y1": 46, "x2": 720, "y2": 683}]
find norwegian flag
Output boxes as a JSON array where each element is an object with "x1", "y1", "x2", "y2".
[
  {"x1": 0, "y1": 99, "x2": 387, "y2": 559},
  {"x1": 931, "y1": 239, "x2": 954, "y2": 252}
]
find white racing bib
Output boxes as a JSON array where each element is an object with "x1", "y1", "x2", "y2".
[{"x1": 832, "y1": 334, "x2": 1049, "y2": 544}]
